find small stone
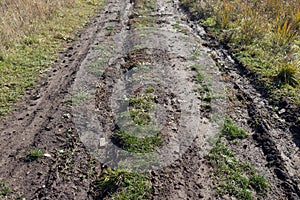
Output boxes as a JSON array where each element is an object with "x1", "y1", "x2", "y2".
[
  {"x1": 278, "y1": 108, "x2": 286, "y2": 115},
  {"x1": 43, "y1": 153, "x2": 51, "y2": 158},
  {"x1": 100, "y1": 138, "x2": 106, "y2": 147}
]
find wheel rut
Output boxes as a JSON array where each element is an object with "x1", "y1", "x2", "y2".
[{"x1": 0, "y1": 0, "x2": 299, "y2": 199}]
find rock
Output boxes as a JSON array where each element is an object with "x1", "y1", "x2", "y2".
[
  {"x1": 43, "y1": 153, "x2": 51, "y2": 158},
  {"x1": 278, "y1": 108, "x2": 286, "y2": 115}
]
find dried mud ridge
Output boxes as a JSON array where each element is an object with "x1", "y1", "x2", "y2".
[{"x1": 0, "y1": 0, "x2": 299, "y2": 199}]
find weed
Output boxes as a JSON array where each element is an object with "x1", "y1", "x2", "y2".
[
  {"x1": 0, "y1": 181, "x2": 11, "y2": 196},
  {"x1": 95, "y1": 168, "x2": 151, "y2": 199},
  {"x1": 25, "y1": 148, "x2": 43, "y2": 162},
  {"x1": 221, "y1": 118, "x2": 247, "y2": 140}
]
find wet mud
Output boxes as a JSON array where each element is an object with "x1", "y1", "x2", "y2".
[{"x1": 0, "y1": 0, "x2": 299, "y2": 199}]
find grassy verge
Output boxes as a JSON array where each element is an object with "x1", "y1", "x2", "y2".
[
  {"x1": 181, "y1": 0, "x2": 300, "y2": 105},
  {"x1": 0, "y1": 0, "x2": 105, "y2": 116},
  {"x1": 208, "y1": 119, "x2": 269, "y2": 199}
]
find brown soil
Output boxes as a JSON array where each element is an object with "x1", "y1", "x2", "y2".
[{"x1": 0, "y1": 0, "x2": 299, "y2": 199}]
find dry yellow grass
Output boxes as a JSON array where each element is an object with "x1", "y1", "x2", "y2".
[
  {"x1": 0, "y1": 0, "x2": 76, "y2": 51},
  {"x1": 182, "y1": 0, "x2": 300, "y2": 103}
]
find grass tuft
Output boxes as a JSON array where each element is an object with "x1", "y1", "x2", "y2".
[
  {"x1": 276, "y1": 63, "x2": 299, "y2": 87},
  {"x1": 221, "y1": 118, "x2": 247, "y2": 140},
  {"x1": 25, "y1": 148, "x2": 43, "y2": 162},
  {"x1": 0, "y1": 181, "x2": 11, "y2": 196},
  {"x1": 95, "y1": 168, "x2": 151, "y2": 199}
]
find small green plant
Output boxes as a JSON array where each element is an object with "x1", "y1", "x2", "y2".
[
  {"x1": 276, "y1": 63, "x2": 299, "y2": 87},
  {"x1": 129, "y1": 94, "x2": 155, "y2": 111},
  {"x1": 249, "y1": 174, "x2": 269, "y2": 194},
  {"x1": 195, "y1": 71, "x2": 205, "y2": 84},
  {"x1": 0, "y1": 181, "x2": 11, "y2": 196},
  {"x1": 172, "y1": 23, "x2": 182, "y2": 29},
  {"x1": 95, "y1": 168, "x2": 152, "y2": 199},
  {"x1": 145, "y1": 87, "x2": 154, "y2": 93},
  {"x1": 26, "y1": 148, "x2": 43, "y2": 161},
  {"x1": 105, "y1": 25, "x2": 114, "y2": 31},
  {"x1": 221, "y1": 118, "x2": 247, "y2": 140}
]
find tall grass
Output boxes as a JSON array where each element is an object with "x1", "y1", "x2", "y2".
[
  {"x1": 0, "y1": 0, "x2": 103, "y2": 115},
  {"x1": 181, "y1": 0, "x2": 300, "y2": 104},
  {"x1": 0, "y1": 0, "x2": 73, "y2": 52}
]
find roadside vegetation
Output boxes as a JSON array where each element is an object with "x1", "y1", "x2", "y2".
[
  {"x1": 209, "y1": 119, "x2": 269, "y2": 199},
  {"x1": 181, "y1": 0, "x2": 300, "y2": 105},
  {"x1": 0, "y1": 0, "x2": 104, "y2": 116}
]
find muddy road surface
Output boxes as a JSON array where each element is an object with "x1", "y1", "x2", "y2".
[{"x1": 0, "y1": 0, "x2": 299, "y2": 199}]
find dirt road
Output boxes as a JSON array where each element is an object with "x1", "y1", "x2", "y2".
[{"x1": 0, "y1": 0, "x2": 299, "y2": 199}]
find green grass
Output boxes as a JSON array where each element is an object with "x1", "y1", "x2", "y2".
[
  {"x1": 113, "y1": 89, "x2": 163, "y2": 153},
  {"x1": 25, "y1": 148, "x2": 43, "y2": 162},
  {"x1": 209, "y1": 142, "x2": 269, "y2": 199},
  {"x1": 113, "y1": 129, "x2": 163, "y2": 153},
  {"x1": 208, "y1": 119, "x2": 268, "y2": 199},
  {"x1": 95, "y1": 168, "x2": 152, "y2": 200},
  {"x1": 0, "y1": 181, "x2": 11, "y2": 196},
  {"x1": 0, "y1": 0, "x2": 105, "y2": 116},
  {"x1": 221, "y1": 118, "x2": 247, "y2": 140},
  {"x1": 172, "y1": 23, "x2": 182, "y2": 29},
  {"x1": 195, "y1": 71, "x2": 205, "y2": 84}
]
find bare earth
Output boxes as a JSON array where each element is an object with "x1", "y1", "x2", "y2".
[{"x1": 0, "y1": 0, "x2": 299, "y2": 199}]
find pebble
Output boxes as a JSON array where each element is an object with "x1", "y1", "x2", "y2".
[
  {"x1": 278, "y1": 108, "x2": 286, "y2": 115},
  {"x1": 43, "y1": 153, "x2": 51, "y2": 158}
]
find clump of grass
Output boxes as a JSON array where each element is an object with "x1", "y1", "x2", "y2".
[
  {"x1": 95, "y1": 168, "x2": 152, "y2": 199},
  {"x1": 221, "y1": 118, "x2": 247, "y2": 140},
  {"x1": 113, "y1": 129, "x2": 163, "y2": 153},
  {"x1": 276, "y1": 63, "x2": 299, "y2": 87},
  {"x1": 0, "y1": 181, "x2": 11, "y2": 196},
  {"x1": 25, "y1": 148, "x2": 43, "y2": 162}
]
